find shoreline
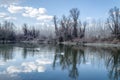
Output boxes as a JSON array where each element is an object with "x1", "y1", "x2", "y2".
[
  {"x1": 60, "y1": 42, "x2": 120, "y2": 48},
  {"x1": 85, "y1": 43, "x2": 120, "y2": 48},
  {"x1": 0, "y1": 41, "x2": 120, "y2": 48}
]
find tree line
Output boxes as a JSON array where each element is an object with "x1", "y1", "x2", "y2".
[
  {"x1": 54, "y1": 7, "x2": 120, "y2": 43},
  {"x1": 54, "y1": 8, "x2": 87, "y2": 42},
  {"x1": 0, "y1": 6, "x2": 120, "y2": 43},
  {"x1": 0, "y1": 21, "x2": 40, "y2": 42}
]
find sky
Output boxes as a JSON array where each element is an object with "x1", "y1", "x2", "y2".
[{"x1": 0, "y1": 0, "x2": 120, "y2": 27}]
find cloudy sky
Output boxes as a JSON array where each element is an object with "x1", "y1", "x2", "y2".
[{"x1": 0, "y1": 0, "x2": 120, "y2": 26}]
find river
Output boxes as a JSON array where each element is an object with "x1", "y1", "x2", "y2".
[{"x1": 0, "y1": 44, "x2": 119, "y2": 80}]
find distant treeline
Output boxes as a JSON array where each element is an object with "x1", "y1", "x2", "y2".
[
  {"x1": 0, "y1": 7, "x2": 120, "y2": 43},
  {"x1": 0, "y1": 21, "x2": 40, "y2": 42}
]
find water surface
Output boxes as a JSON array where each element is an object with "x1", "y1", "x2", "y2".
[{"x1": 0, "y1": 44, "x2": 120, "y2": 80}]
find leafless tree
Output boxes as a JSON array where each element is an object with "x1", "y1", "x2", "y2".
[
  {"x1": 22, "y1": 23, "x2": 29, "y2": 37},
  {"x1": 70, "y1": 8, "x2": 80, "y2": 38},
  {"x1": 0, "y1": 21, "x2": 16, "y2": 41},
  {"x1": 107, "y1": 7, "x2": 120, "y2": 39},
  {"x1": 22, "y1": 24, "x2": 40, "y2": 40},
  {"x1": 53, "y1": 8, "x2": 87, "y2": 42},
  {"x1": 31, "y1": 26, "x2": 40, "y2": 38},
  {"x1": 53, "y1": 16, "x2": 58, "y2": 36},
  {"x1": 60, "y1": 15, "x2": 72, "y2": 41},
  {"x1": 79, "y1": 21, "x2": 87, "y2": 38}
]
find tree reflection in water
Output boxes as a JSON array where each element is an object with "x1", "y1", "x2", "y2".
[
  {"x1": 53, "y1": 45, "x2": 120, "y2": 80},
  {"x1": 0, "y1": 44, "x2": 14, "y2": 61},
  {"x1": 105, "y1": 48, "x2": 120, "y2": 80},
  {"x1": 53, "y1": 45, "x2": 86, "y2": 80},
  {"x1": 19, "y1": 44, "x2": 55, "y2": 59},
  {"x1": 0, "y1": 44, "x2": 119, "y2": 80}
]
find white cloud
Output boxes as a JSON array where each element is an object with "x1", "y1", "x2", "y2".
[
  {"x1": 36, "y1": 59, "x2": 52, "y2": 65},
  {"x1": 37, "y1": 15, "x2": 53, "y2": 21},
  {"x1": 86, "y1": 17, "x2": 93, "y2": 21},
  {"x1": 0, "y1": 60, "x2": 5, "y2": 65},
  {"x1": 0, "y1": 12, "x2": 16, "y2": 20},
  {"x1": 23, "y1": 7, "x2": 46, "y2": 18},
  {"x1": 8, "y1": 5, "x2": 23, "y2": 13},
  {"x1": 4, "y1": 61, "x2": 47, "y2": 74},
  {"x1": 37, "y1": 66, "x2": 45, "y2": 72},
  {"x1": 23, "y1": 7, "x2": 53, "y2": 21},
  {"x1": 0, "y1": 0, "x2": 19, "y2": 7},
  {"x1": 38, "y1": 8, "x2": 47, "y2": 14},
  {"x1": 4, "y1": 16, "x2": 17, "y2": 20},
  {"x1": 7, "y1": 5, "x2": 53, "y2": 21},
  {"x1": 0, "y1": 12, "x2": 7, "y2": 18},
  {"x1": 1, "y1": 58, "x2": 53, "y2": 74},
  {"x1": 21, "y1": 62, "x2": 37, "y2": 72},
  {"x1": 7, "y1": 66, "x2": 21, "y2": 74}
]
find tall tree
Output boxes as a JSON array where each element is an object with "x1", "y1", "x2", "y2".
[
  {"x1": 53, "y1": 16, "x2": 59, "y2": 40},
  {"x1": 22, "y1": 23, "x2": 28, "y2": 37},
  {"x1": 1, "y1": 21, "x2": 16, "y2": 41},
  {"x1": 31, "y1": 26, "x2": 40, "y2": 38},
  {"x1": 70, "y1": 8, "x2": 80, "y2": 38},
  {"x1": 107, "y1": 7, "x2": 120, "y2": 39},
  {"x1": 79, "y1": 21, "x2": 87, "y2": 39},
  {"x1": 53, "y1": 16, "x2": 58, "y2": 35},
  {"x1": 60, "y1": 15, "x2": 72, "y2": 41}
]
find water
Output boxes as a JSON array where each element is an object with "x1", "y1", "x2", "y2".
[{"x1": 0, "y1": 44, "x2": 119, "y2": 80}]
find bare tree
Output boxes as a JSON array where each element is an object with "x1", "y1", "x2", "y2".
[
  {"x1": 31, "y1": 26, "x2": 40, "y2": 38},
  {"x1": 0, "y1": 21, "x2": 16, "y2": 41},
  {"x1": 22, "y1": 24, "x2": 40, "y2": 40},
  {"x1": 107, "y1": 7, "x2": 120, "y2": 39},
  {"x1": 80, "y1": 21, "x2": 87, "y2": 38},
  {"x1": 60, "y1": 15, "x2": 72, "y2": 41},
  {"x1": 53, "y1": 16, "x2": 58, "y2": 37},
  {"x1": 53, "y1": 8, "x2": 87, "y2": 42},
  {"x1": 22, "y1": 23, "x2": 29, "y2": 38},
  {"x1": 70, "y1": 8, "x2": 80, "y2": 38}
]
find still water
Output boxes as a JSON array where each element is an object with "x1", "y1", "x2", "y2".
[{"x1": 0, "y1": 44, "x2": 119, "y2": 80}]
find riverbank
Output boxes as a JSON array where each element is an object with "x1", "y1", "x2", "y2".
[
  {"x1": 85, "y1": 43, "x2": 120, "y2": 47},
  {"x1": 59, "y1": 41, "x2": 120, "y2": 48},
  {"x1": 0, "y1": 40, "x2": 120, "y2": 48}
]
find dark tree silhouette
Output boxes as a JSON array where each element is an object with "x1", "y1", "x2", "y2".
[
  {"x1": 70, "y1": 8, "x2": 80, "y2": 38},
  {"x1": 60, "y1": 15, "x2": 72, "y2": 41},
  {"x1": 22, "y1": 23, "x2": 29, "y2": 38},
  {"x1": 53, "y1": 8, "x2": 87, "y2": 42},
  {"x1": 53, "y1": 16, "x2": 59, "y2": 40},
  {"x1": 107, "y1": 7, "x2": 120, "y2": 39},
  {"x1": 0, "y1": 21, "x2": 16, "y2": 42},
  {"x1": 22, "y1": 24, "x2": 40, "y2": 41},
  {"x1": 79, "y1": 21, "x2": 87, "y2": 38}
]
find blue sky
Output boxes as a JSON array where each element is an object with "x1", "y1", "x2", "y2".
[{"x1": 0, "y1": 0, "x2": 120, "y2": 26}]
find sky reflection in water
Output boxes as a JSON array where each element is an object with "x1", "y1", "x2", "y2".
[{"x1": 0, "y1": 44, "x2": 119, "y2": 80}]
